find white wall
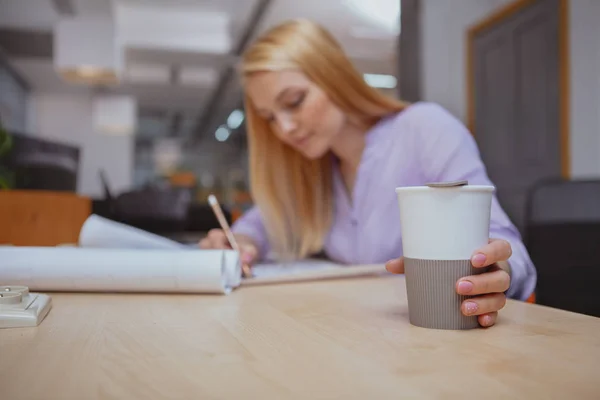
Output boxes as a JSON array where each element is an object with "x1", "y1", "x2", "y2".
[
  {"x1": 27, "y1": 93, "x2": 134, "y2": 198},
  {"x1": 569, "y1": 0, "x2": 600, "y2": 178},
  {"x1": 420, "y1": 0, "x2": 600, "y2": 178}
]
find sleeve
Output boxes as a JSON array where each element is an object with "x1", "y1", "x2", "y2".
[
  {"x1": 231, "y1": 205, "x2": 271, "y2": 260},
  {"x1": 412, "y1": 102, "x2": 537, "y2": 301}
]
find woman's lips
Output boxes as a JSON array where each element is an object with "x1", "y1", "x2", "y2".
[{"x1": 294, "y1": 134, "x2": 312, "y2": 147}]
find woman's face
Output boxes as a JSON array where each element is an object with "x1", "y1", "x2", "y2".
[{"x1": 244, "y1": 70, "x2": 347, "y2": 159}]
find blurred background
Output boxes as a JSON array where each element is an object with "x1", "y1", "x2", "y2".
[
  {"x1": 0, "y1": 1, "x2": 598, "y2": 314},
  {"x1": 0, "y1": 0, "x2": 403, "y2": 236}
]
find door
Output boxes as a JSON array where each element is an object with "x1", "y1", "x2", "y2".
[{"x1": 468, "y1": 0, "x2": 566, "y2": 233}]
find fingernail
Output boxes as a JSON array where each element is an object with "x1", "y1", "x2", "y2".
[
  {"x1": 472, "y1": 253, "x2": 486, "y2": 266},
  {"x1": 464, "y1": 301, "x2": 478, "y2": 315},
  {"x1": 481, "y1": 315, "x2": 493, "y2": 326},
  {"x1": 457, "y1": 280, "x2": 473, "y2": 294}
]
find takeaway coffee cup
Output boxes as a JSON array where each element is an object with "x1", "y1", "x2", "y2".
[{"x1": 395, "y1": 180, "x2": 495, "y2": 330}]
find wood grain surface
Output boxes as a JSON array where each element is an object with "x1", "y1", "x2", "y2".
[{"x1": 0, "y1": 275, "x2": 598, "y2": 399}]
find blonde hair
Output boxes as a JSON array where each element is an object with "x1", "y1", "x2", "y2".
[{"x1": 240, "y1": 19, "x2": 409, "y2": 260}]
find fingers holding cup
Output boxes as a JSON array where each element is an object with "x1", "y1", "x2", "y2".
[
  {"x1": 478, "y1": 312, "x2": 498, "y2": 328},
  {"x1": 461, "y1": 292, "x2": 507, "y2": 317},
  {"x1": 457, "y1": 237, "x2": 512, "y2": 319},
  {"x1": 385, "y1": 257, "x2": 405, "y2": 274},
  {"x1": 456, "y1": 264, "x2": 511, "y2": 296},
  {"x1": 470, "y1": 238, "x2": 513, "y2": 268}
]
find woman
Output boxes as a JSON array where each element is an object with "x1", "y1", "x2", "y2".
[{"x1": 200, "y1": 19, "x2": 537, "y2": 327}]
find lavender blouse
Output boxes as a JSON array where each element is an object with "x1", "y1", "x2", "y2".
[{"x1": 232, "y1": 102, "x2": 537, "y2": 301}]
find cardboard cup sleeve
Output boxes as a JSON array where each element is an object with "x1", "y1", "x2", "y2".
[{"x1": 404, "y1": 258, "x2": 489, "y2": 330}]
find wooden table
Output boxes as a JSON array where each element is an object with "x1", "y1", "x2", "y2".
[{"x1": 1, "y1": 275, "x2": 599, "y2": 399}]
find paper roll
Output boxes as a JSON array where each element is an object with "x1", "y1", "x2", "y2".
[{"x1": 0, "y1": 247, "x2": 238, "y2": 295}]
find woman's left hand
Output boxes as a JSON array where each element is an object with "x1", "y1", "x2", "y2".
[{"x1": 385, "y1": 238, "x2": 512, "y2": 328}]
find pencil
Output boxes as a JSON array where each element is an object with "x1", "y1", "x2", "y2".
[{"x1": 207, "y1": 194, "x2": 252, "y2": 278}]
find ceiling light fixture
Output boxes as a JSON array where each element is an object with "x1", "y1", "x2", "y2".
[
  {"x1": 115, "y1": 3, "x2": 232, "y2": 55},
  {"x1": 215, "y1": 125, "x2": 230, "y2": 142},
  {"x1": 93, "y1": 94, "x2": 138, "y2": 135},
  {"x1": 226, "y1": 110, "x2": 244, "y2": 130},
  {"x1": 364, "y1": 73, "x2": 397, "y2": 89},
  {"x1": 125, "y1": 63, "x2": 171, "y2": 85},
  {"x1": 54, "y1": 17, "x2": 122, "y2": 85}
]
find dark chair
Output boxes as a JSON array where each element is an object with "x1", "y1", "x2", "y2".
[
  {"x1": 115, "y1": 187, "x2": 194, "y2": 233},
  {"x1": 96, "y1": 170, "x2": 191, "y2": 233},
  {"x1": 524, "y1": 178, "x2": 600, "y2": 317},
  {"x1": 95, "y1": 170, "x2": 232, "y2": 237},
  {"x1": 185, "y1": 203, "x2": 231, "y2": 232},
  {"x1": 3, "y1": 132, "x2": 80, "y2": 192}
]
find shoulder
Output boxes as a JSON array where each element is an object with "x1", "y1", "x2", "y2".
[
  {"x1": 400, "y1": 101, "x2": 450, "y2": 117},
  {"x1": 385, "y1": 101, "x2": 465, "y2": 132},
  {"x1": 379, "y1": 101, "x2": 482, "y2": 171},
  {"x1": 375, "y1": 101, "x2": 471, "y2": 148}
]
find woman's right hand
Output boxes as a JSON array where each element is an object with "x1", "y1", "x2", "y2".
[{"x1": 199, "y1": 229, "x2": 259, "y2": 266}]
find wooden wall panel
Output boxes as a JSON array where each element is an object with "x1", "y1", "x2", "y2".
[{"x1": 0, "y1": 190, "x2": 91, "y2": 246}]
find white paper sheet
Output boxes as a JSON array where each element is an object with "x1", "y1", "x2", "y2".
[
  {"x1": 251, "y1": 259, "x2": 341, "y2": 278},
  {"x1": 243, "y1": 259, "x2": 387, "y2": 286},
  {"x1": 0, "y1": 214, "x2": 242, "y2": 294},
  {"x1": 79, "y1": 214, "x2": 186, "y2": 249}
]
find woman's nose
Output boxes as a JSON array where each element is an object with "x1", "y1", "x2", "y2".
[{"x1": 277, "y1": 116, "x2": 298, "y2": 135}]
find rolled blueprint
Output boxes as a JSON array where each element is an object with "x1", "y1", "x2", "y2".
[
  {"x1": 0, "y1": 247, "x2": 240, "y2": 294},
  {"x1": 0, "y1": 214, "x2": 242, "y2": 294}
]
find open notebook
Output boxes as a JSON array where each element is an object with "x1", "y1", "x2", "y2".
[
  {"x1": 245, "y1": 259, "x2": 387, "y2": 286},
  {"x1": 0, "y1": 215, "x2": 387, "y2": 294}
]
